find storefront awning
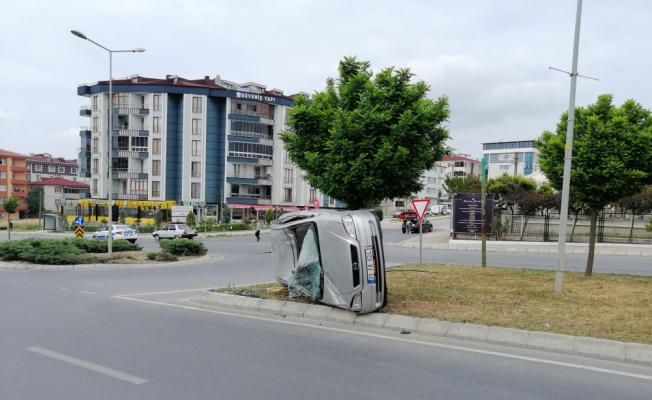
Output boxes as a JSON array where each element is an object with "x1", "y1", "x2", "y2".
[
  {"x1": 277, "y1": 206, "x2": 300, "y2": 212},
  {"x1": 251, "y1": 205, "x2": 275, "y2": 211},
  {"x1": 226, "y1": 203, "x2": 254, "y2": 209}
]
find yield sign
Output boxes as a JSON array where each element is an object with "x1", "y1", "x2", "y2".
[{"x1": 411, "y1": 199, "x2": 430, "y2": 221}]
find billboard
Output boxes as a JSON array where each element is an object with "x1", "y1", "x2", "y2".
[
  {"x1": 171, "y1": 205, "x2": 194, "y2": 223},
  {"x1": 453, "y1": 193, "x2": 494, "y2": 234}
]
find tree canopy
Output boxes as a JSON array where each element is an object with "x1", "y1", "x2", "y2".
[
  {"x1": 26, "y1": 186, "x2": 44, "y2": 216},
  {"x1": 536, "y1": 94, "x2": 652, "y2": 274},
  {"x1": 442, "y1": 175, "x2": 481, "y2": 197},
  {"x1": 280, "y1": 56, "x2": 451, "y2": 209}
]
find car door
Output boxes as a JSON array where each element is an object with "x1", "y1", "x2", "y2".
[
  {"x1": 96, "y1": 226, "x2": 108, "y2": 239},
  {"x1": 161, "y1": 226, "x2": 172, "y2": 239}
]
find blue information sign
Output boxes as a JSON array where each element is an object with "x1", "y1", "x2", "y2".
[{"x1": 74, "y1": 216, "x2": 85, "y2": 227}]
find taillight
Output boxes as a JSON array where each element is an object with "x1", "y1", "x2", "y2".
[{"x1": 183, "y1": 231, "x2": 187, "y2": 234}]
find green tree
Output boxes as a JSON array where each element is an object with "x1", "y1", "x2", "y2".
[
  {"x1": 3, "y1": 197, "x2": 19, "y2": 240},
  {"x1": 280, "y1": 56, "x2": 450, "y2": 209},
  {"x1": 185, "y1": 210, "x2": 196, "y2": 228},
  {"x1": 153, "y1": 210, "x2": 164, "y2": 228},
  {"x1": 536, "y1": 94, "x2": 652, "y2": 275},
  {"x1": 26, "y1": 186, "x2": 44, "y2": 217},
  {"x1": 118, "y1": 208, "x2": 127, "y2": 224},
  {"x1": 221, "y1": 206, "x2": 232, "y2": 224},
  {"x1": 617, "y1": 186, "x2": 652, "y2": 243},
  {"x1": 537, "y1": 183, "x2": 554, "y2": 196},
  {"x1": 442, "y1": 175, "x2": 482, "y2": 197},
  {"x1": 486, "y1": 173, "x2": 537, "y2": 199},
  {"x1": 265, "y1": 208, "x2": 275, "y2": 224}
]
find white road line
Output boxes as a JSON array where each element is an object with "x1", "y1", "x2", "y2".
[
  {"x1": 112, "y1": 295, "x2": 652, "y2": 382},
  {"x1": 113, "y1": 287, "x2": 214, "y2": 297},
  {"x1": 80, "y1": 291, "x2": 98, "y2": 295},
  {"x1": 26, "y1": 347, "x2": 147, "y2": 384}
]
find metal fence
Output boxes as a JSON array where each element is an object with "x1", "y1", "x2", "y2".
[{"x1": 454, "y1": 211, "x2": 652, "y2": 244}]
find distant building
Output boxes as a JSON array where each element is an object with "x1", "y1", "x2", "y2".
[
  {"x1": 0, "y1": 148, "x2": 29, "y2": 218},
  {"x1": 442, "y1": 154, "x2": 481, "y2": 178},
  {"x1": 26, "y1": 153, "x2": 79, "y2": 182},
  {"x1": 76, "y1": 74, "x2": 322, "y2": 214},
  {"x1": 380, "y1": 160, "x2": 448, "y2": 210},
  {"x1": 482, "y1": 140, "x2": 539, "y2": 179},
  {"x1": 28, "y1": 177, "x2": 90, "y2": 212}
]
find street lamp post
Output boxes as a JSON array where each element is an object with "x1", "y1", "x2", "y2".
[{"x1": 71, "y1": 30, "x2": 144, "y2": 254}]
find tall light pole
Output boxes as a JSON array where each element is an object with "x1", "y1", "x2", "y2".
[
  {"x1": 71, "y1": 30, "x2": 145, "y2": 254},
  {"x1": 554, "y1": 0, "x2": 583, "y2": 292}
]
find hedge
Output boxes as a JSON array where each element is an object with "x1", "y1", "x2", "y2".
[
  {"x1": 0, "y1": 238, "x2": 142, "y2": 265},
  {"x1": 158, "y1": 240, "x2": 207, "y2": 256}
]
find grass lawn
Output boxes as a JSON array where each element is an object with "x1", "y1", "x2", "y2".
[{"x1": 219, "y1": 264, "x2": 652, "y2": 344}]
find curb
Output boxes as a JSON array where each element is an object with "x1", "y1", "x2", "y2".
[
  {"x1": 399, "y1": 243, "x2": 652, "y2": 257},
  {"x1": 190, "y1": 290, "x2": 652, "y2": 367},
  {"x1": 0, "y1": 254, "x2": 215, "y2": 270}
]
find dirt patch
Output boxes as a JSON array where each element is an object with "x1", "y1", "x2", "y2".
[{"x1": 92, "y1": 251, "x2": 203, "y2": 264}]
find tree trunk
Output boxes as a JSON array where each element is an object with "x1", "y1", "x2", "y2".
[
  {"x1": 7, "y1": 216, "x2": 10, "y2": 241},
  {"x1": 570, "y1": 213, "x2": 579, "y2": 242},
  {"x1": 586, "y1": 208, "x2": 599, "y2": 276},
  {"x1": 629, "y1": 212, "x2": 635, "y2": 244},
  {"x1": 519, "y1": 216, "x2": 530, "y2": 241}
]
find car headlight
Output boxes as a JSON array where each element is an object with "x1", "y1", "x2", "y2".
[
  {"x1": 341, "y1": 215, "x2": 357, "y2": 240},
  {"x1": 352, "y1": 292, "x2": 362, "y2": 312}
]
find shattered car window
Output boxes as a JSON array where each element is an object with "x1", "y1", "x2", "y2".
[{"x1": 286, "y1": 224, "x2": 323, "y2": 301}]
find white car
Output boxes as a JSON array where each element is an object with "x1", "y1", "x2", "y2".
[
  {"x1": 151, "y1": 224, "x2": 198, "y2": 241},
  {"x1": 92, "y1": 224, "x2": 138, "y2": 243}
]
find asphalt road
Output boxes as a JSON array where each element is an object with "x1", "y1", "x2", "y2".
[{"x1": 2, "y1": 225, "x2": 652, "y2": 399}]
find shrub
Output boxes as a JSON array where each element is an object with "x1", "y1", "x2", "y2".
[
  {"x1": 146, "y1": 251, "x2": 178, "y2": 262},
  {"x1": 159, "y1": 240, "x2": 207, "y2": 256},
  {"x1": 265, "y1": 208, "x2": 276, "y2": 224},
  {"x1": 242, "y1": 216, "x2": 251, "y2": 225},
  {"x1": 0, "y1": 238, "x2": 92, "y2": 264},
  {"x1": 186, "y1": 211, "x2": 196, "y2": 228},
  {"x1": 66, "y1": 238, "x2": 141, "y2": 253}
]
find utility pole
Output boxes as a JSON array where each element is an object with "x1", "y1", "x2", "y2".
[
  {"x1": 481, "y1": 157, "x2": 487, "y2": 267},
  {"x1": 513, "y1": 152, "x2": 519, "y2": 176},
  {"x1": 38, "y1": 187, "x2": 43, "y2": 230}
]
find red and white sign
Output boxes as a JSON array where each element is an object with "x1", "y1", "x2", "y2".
[
  {"x1": 411, "y1": 199, "x2": 431, "y2": 221},
  {"x1": 313, "y1": 198, "x2": 320, "y2": 209}
]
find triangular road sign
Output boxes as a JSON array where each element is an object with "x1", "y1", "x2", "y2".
[{"x1": 412, "y1": 199, "x2": 430, "y2": 221}]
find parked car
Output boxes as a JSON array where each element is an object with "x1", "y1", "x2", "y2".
[
  {"x1": 397, "y1": 210, "x2": 417, "y2": 220},
  {"x1": 402, "y1": 217, "x2": 433, "y2": 233},
  {"x1": 271, "y1": 208, "x2": 387, "y2": 314},
  {"x1": 392, "y1": 209, "x2": 410, "y2": 218},
  {"x1": 92, "y1": 224, "x2": 138, "y2": 243},
  {"x1": 152, "y1": 224, "x2": 198, "y2": 241}
]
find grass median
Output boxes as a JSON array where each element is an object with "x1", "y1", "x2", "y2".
[{"x1": 220, "y1": 264, "x2": 652, "y2": 344}]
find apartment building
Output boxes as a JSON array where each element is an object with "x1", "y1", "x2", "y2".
[
  {"x1": 443, "y1": 154, "x2": 481, "y2": 178},
  {"x1": 380, "y1": 160, "x2": 448, "y2": 209},
  {"x1": 77, "y1": 74, "x2": 322, "y2": 211},
  {"x1": 28, "y1": 178, "x2": 90, "y2": 212},
  {"x1": 482, "y1": 140, "x2": 539, "y2": 179},
  {"x1": 26, "y1": 153, "x2": 78, "y2": 182},
  {"x1": 0, "y1": 148, "x2": 29, "y2": 218}
]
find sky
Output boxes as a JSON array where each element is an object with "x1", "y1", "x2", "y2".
[{"x1": 1, "y1": 0, "x2": 652, "y2": 161}]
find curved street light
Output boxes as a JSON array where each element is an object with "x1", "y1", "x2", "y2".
[{"x1": 71, "y1": 30, "x2": 145, "y2": 254}]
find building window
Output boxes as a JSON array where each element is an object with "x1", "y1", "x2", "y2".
[
  {"x1": 153, "y1": 117, "x2": 161, "y2": 133},
  {"x1": 92, "y1": 159, "x2": 99, "y2": 174},
  {"x1": 309, "y1": 188, "x2": 316, "y2": 201},
  {"x1": 283, "y1": 148, "x2": 291, "y2": 163},
  {"x1": 499, "y1": 165, "x2": 511, "y2": 171},
  {"x1": 71, "y1": 167, "x2": 77, "y2": 174},
  {"x1": 192, "y1": 97, "x2": 202, "y2": 113},
  {"x1": 0, "y1": 159, "x2": 4, "y2": 165},
  {"x1": 192, "y1": 119, "x2": 202, "y2": 135},
  {"x1": 92, "y1": 95, "x2": 99, "y2": 111},
  {"x1": 191, "y1": 182, "x2": 201, "y2": 199},
  {"x1": 228, "y1": 142, "x2": 273, "y2": 160},
  {"x1": 92, "y1": 138, "x2": 99, "y2": 153},
  {"x1": 427, "y1": 177, "x2": 436, "y2": 184},
  {"x1": 0, "y1": 172, "x2": 5, "y2": 178},
  {"x1": 92, "y1": 179, "x2": 98, "y2": 194},
  {"x1": 93, "y1": 117, "x2": 99, "y2": 132},
  {"x1": 58, "y1": 166, "x2": 65, "y2": 173},
  {"x1": 191, "y1": 162, "x2": 201, "y2": 178},
  {"x1": 192, "y1": 140, "x2": 201, "y2": 156},
  {"x1": 232, "y1": 164, "x2": 240, "y2": 177},
  {"x1": 131, "y1": 179, "x2": 148, "y2": 195},
  {"x1": 454, "y1": 161, "x2": 465, "y2": 168},
  {"x1": 152, "y1": 139, "x2": 161, "y2": 155},
  {"x1": 0, "y1": 185, "x2": 7, "y2": 191},
  {"x1": 426, "y1": 188, "x2": 436, "y2": 194},
  {"x1": 283, "y1": 188, "x2": 293, "y2": 202},
  {"x1": 55, "y1": 186, "x2": 62, "y2": 193},
  {"x1": 48, "y1": 166, "x2": 56, "y2": 173},
  {"x1": 152, "y1": 160, "x2": 161, "y2": 176},
  {"x1": 231, "y1": 99, "x2": 273, "y2": 119},
  {"x1": 130, "y1": 136, "x2": 148, "y2": 149},
  {"x1": 283, "y1": 168, "x2": 293, "y2": 184},
  {"x1": 499, "y1": 154, "x2": 511, "y2": 161},
  {"x1": 153, "y1": 95, "x2": 161, "y2": 111},
  {"x1": 152, "y1": 181, "x2": 160, "y2": 197},
  {"x1": 113, "y1": 92, "x2": 128, "y2": 107}
]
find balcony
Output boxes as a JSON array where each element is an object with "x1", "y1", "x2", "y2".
[
  {"x1": 226, "y1": 173, "x2": 272, "y2": 185},
  {"x1": 112, "y1": 105, "x2": 149, "y2": 115},
  {"x1": 79, "y1": 126, "x2": 91, "y2": 137},
  {"x1": 11, "y1": 189, "x2": 28, "y2": 198},
  {"x1": 78, "y1": 147, "x2": 91, "y2": 157},
  {"x1": 151, "y1": 190, "x2": 161, "y2": 197},
  {"x1": 111, "y1": 129, "x2": 149, "y2": 137},
  {"x1": 10, "y1": 165, "x2": 28, "y2": 172},
  {"x1": 229, "y1": 130, "x2": 273, "y2": 141},
  {"x1": 112, "y1": 147, "x2": 149, "y2": 159},
  {"x1": 112, "y1": 193, "x2": 148, "y2": 200},
  {"x1": 80, "y1": 105, "x2": 92, "y2": 117},
  {"x1": 11, "y1": 178, "x2": 28, "y2": 185},
  {"x1": 230, "y1": 109, "x2": 274, "y2": 120}
]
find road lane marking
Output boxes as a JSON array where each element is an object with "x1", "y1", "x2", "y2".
[
  {"x1": 26, "y1": 347, "x2": 147, "y2": 384},
  {"x1": 112, "y1": 294, "x2": 652, "y2": 382},
  {"x1": 80, "y1": 291, "x2": 98, "y2": 295}
]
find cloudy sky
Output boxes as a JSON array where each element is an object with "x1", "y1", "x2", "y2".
[{"x1": 1, "y1": 0, "x2": 651, "y2": 161}]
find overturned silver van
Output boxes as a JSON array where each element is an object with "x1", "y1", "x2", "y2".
[{"x1": 271, "y1": 209, "x2": 387, "y2": 314}]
